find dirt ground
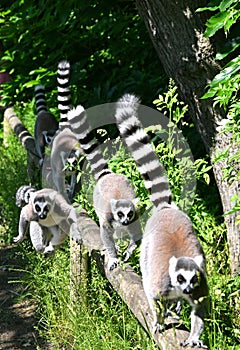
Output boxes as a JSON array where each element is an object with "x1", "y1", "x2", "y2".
[{"x1": 0, "y1": 245, "x2": 53, "y2": 350}]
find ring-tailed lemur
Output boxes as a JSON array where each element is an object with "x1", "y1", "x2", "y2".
[
  {"x1": 49, "y1": 61, "x2": 83, "y2": 202},
  {"x1": 14, "y1": 185, "x2": 52, "y2": 253},
  {"x1": 68, "y1": 105, "x2": 142, "y2": 270},
  {"x1": 34, "y1": 85, "x2": 59, "y2": 163},
  {"x1": 13, "y1": 188, "x2": 82, "y2": 257},
  {"x1": 115, "y1": 94, "x2": 208, "y2": 348}
]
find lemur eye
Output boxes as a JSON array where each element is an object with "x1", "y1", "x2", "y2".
[
  {"x1": 128, "y1": 210, "x2": 134, "y2": 219},
  {"x1": 177, "y1": 274, "x2": 185, "y2": 284},
  {"x1": 44, "y1": 205, "x2": 49, "y2": 213},
  {"x1": 190, "y1": 275, "x2": 198, "y2": 285},
  {"x1": 35, "y1": 204, "x2": 41, "y2": 212},
  {"x1": 117, "y1": 211, "x2": 123, "y2": 218}
]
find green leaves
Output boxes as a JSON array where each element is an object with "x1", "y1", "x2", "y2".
[
  {"x1": 197, "y1": 0, "x2": 240, "y2": 53},
  {"x1": 0, "y1": 0, "x2": 166, "y2": 107}
]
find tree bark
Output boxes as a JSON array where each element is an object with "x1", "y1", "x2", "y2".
[{"x1": 135, "y1": 0, "x2": 240, "y2": 275}]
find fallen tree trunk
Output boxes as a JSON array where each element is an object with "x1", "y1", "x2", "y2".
[
  {"x1": 4, "y1": 107, "x2": 191, "y2": 349},
  {"x1": 78, "y1": 209, "x2": 191, "y2": 350}
]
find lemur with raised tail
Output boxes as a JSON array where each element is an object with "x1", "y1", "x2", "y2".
[
  {"x1": 34, "y1": 85, "x2": 59, "y2": 163},
  {"x1": 13, "y1": 188, "x2": 82, "y2": 257},
  {"x1": 115, "y1": 94, "x2": 208, "y2": 349},
  {"x1": 49, "y1": 60, "x2": 83, "y2": 202},
  {"x1": 68, "y1": 105, "x2": 142, "y2": 270}
]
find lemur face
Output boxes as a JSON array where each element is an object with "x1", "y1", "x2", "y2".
[
  {"x1": 32, "y1": 195, "x2": 51, "y2": 220},
  {"x1": 65, "y1": 150, "x2": 79, "y2": 171},
  {"x1": 169, "y1": 256, "x2": 203, "y2": 295},
  {"x1": 110, "y1": 199, "x2": 135, "y2": 226}
]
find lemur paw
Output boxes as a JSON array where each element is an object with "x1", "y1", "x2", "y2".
[
  {"x1": 153, "y1": 322, "x2": 165, "y2": 334},
  {"x1": 181, "y1": 338, "x2": 208, "y2": 348},
  {"x1": 13, "y1": 235, "x2": 24, "y2": 244},
  {"x1": 43, "y1": 247, "x2": 55, "y2": 258},
  {"x1": 108, "y1": 258, "x2": 119, "y2": 271},
  {"x1": 123, "y1": 243, "x2": 137, "y2": 262}
]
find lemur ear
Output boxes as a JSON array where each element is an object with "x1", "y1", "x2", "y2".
[
  {"x1": 110, "y1": 199, "x2": 117, "y2": 211},
  {"x1": 132, "y1": 197, "x2": 139, "y2": 207},
  {"x1": 169, "y1": 256, "x2": 177, "y2": 274},
  {"x1": 194, "y1": 255, "x2": 204, "y2": 269},
  {"x1": 29, "y1": 191, "x2": 36, "y2": 202}
]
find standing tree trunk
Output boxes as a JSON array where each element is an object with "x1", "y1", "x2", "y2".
[{"x1": 136, "y1": 0, "x2": 239, "y2": 275}]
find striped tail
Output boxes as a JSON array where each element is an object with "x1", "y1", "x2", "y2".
[
  {"x1": 35, "y1": 85, "x2": 47, "y2": 114},
  {"x1": 115, "y1": 93, "x2": 172, "y2": 208},
  {"x1": 67, "y1": 106, "x2": 112, "y2": 181},
  {"x1": 57, "y1": 60, "x2": 71, "y2": 130},
  {"x1": 16, "y1": 185, "x2": 36, "y2": 208}
]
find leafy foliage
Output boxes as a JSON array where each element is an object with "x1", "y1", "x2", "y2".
[
  {"x1": 0, "y1": 0, "x2": 166, "y2": 108},
  {"x1": 199, "y1": 0, "x2": 240, "y2": 222}
]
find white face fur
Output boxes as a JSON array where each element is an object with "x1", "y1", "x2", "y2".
[
  {"x1": 169, "y1": 256, "x2": 203, "y2": 296},
  {"x1": 110, "y1": 199, "x2": 135, "y2": 226},
  {"x1": 30, "y1": 193, "x2": 52, "y2": 220}
]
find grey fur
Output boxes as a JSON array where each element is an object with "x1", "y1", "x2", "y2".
[
  {"x1": 13, "y1": 188, "x2": 82, "y2": 257},
  {"x1": 34, "y1": 85, "x2": 58, "y2": 161},
  {"x1": 115, "y1": 94, "x2": 208, "y2": 348},
  {"x1": 69, "y1": 105, "x2": 142, "y2": 270},
  {"x1": 49, "y1": 61, "x2": 83, "y2": 202}
]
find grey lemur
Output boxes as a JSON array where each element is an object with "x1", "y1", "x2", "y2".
[
  {"x1": 115, "y1": 94, "x2": 208, "y2": 348},
  {"x1": 68, "y1": 105, "x2": 142, "y2": 270},
  {"x1": 34, "y1": 85, "x2": 59, "y2": 163},
  {"x1": 13, "y1": 188, "x2": 82, "y2": 257},
  {"x1": 49, "y1": 60, "x2": 83, "y2": 202}
]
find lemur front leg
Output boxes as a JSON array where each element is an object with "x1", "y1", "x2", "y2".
[
  {"x1": 13, "y1": 204, "x2": 36, "y2": 243},
  {"x1": 181, "y1": 304, "x2": 208, "y2": 348},
  {"x1": 29, "y1": 221, "x2": 46, "y2": 253},
  {"x1": 100, "y1": 222, "x2": 119, "y2": 271},
  {"x1": 123, "y1": 219, "x2": 142, "y2": 262},
  {"x1": 148, "y1": 295, "x2": 167, "y2": 334}
]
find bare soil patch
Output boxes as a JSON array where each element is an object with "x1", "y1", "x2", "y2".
[{"x1": 0, "y1": 245, "x2": 52, "y2": 350}]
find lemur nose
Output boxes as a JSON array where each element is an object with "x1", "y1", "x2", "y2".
[
  {"x1": 183, "y1": 286, "x2": 192, "y2": 294},
  {"x1": 39, "y1": 214, "x2": 47, "y2": 220}
]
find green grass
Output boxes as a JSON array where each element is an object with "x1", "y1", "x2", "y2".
[{"x1": 0, "y1": 101, "x2": 239, "y2": 350}]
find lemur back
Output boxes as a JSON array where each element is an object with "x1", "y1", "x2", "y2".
[
  {"x1": 49, "y1": 61, "x2": 83, "y2": 202},
  {"x1": 34, "y1": 85, "x2": 58, "y2": 161},
  {"x1": 68, "y1": 105, "x2": 142, "y2": 270},
  {"x1": 115, "y1": 94, "x2": 208, "y2": 348}
]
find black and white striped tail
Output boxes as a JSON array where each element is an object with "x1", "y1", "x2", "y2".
[
  {"x1": 16, "y1": 185, "x2": 36, "y2": 208},
  {"x1": 115, "y1": 93, "x2": 171, "y2": 208},
  {"x1": 57, "y1": 60, "x2": 71, "y2": 130},
  {"x1": 67, "y1": 106, "x2": 112, "y2": 181},
  {"x1": 35, "y1": 85, "x2": 47, "y2": 115}
]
